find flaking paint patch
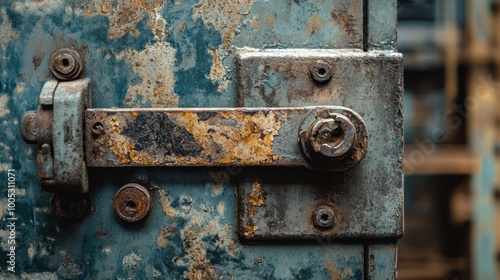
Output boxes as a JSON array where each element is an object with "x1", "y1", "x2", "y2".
[
  {"x1": 0, "y1": 95, "x2": 10, "y2": 118},
  {"x1": 208, "y1": 49, "x2": 229, "y2": 92},
  {"x1": 122, "y1": 252, "x2": 142, "y2": 268},
  {"x1": 10, "y1": 0, "x2": 64, "y2": 16},
  {"x1": 0, "y1": 9, "x2": 19, "y2": 49},
  {"x1": 76, "y1": 0, "x2": 167, "y2": 40},
  {"x1": 192, "y1": 0, "x2": 257, "y2": 48},
  {"x1": 156, "y1": 225, "x2": 175, "y2": 248},
  {"x1": 178, "y1": 111, "x2": 282, "y2": 164},
  {"x1": 116, "y1": 42, "x2": 178, "y2": 107},
  {"x1": 158, "y1": 189, "x2": 179, "y2": 216}
]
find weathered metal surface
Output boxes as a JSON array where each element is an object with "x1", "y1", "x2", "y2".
[
  {"x1": 238, "y1": 167, "x2": 403, "y2": 240},
  {"x1": 237, "y1": 49, "x2": 403, "y2": 241},
  {"x1": 365, "y1": 243, "x2": 398, "y2": 280},
  {"x1": 0, "y1": 0, "x2": 400, "y2": 278},
  {"x1": 85, "y1": 106, "x2": 365, "y2": 170},
  {"x1": 237, "y1": 49, "x2": 403, "y2": 107},
  {"x1": 365, "y1": 0, "x2": 398, "y2": 51},
  {"x1": 45, "y1": 78, "x2": 89, "y2": 193}
]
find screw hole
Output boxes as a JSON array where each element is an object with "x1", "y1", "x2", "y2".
[
  {"x1": 317, "y1": 68, "x2": 327, "y2": 77},
  {"x1": 62, "y1": 58, "x2": 70, "y2": 66},
  {"x1": 320, "y1": 214, "x2": 329, "y2": 221},
  {"x1": 127, "y1": 201, "x2": 137, "y2": 208},
  {"x1": 332, "y1": 127, "x2": 343, "y2": 138}
]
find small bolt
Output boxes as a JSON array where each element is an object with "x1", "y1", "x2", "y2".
[
  {"x1": 50, "y1": 48, "x2": 83, "y2": 81},
  {"x1": 21, "y1": 111, "x2": 38, "y2": 144},
  {"x1": 313, "y1": 206, "x2": 335, "y2": 229},
  {"x1": 113, "y1": 183, "x2": 152, "y2": 223},
  {"x1": 310, "y1": 61, "x2": 332, "y2": 83},
  {"x1": 91, "y1": 122, "x2": 104, "y2": 136},
  {"x1": 51, "y1": 193, "x2": 89, "y2": 223}
]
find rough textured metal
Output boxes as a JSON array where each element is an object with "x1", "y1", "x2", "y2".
[
  {"x1": 50, "y1": 48, "x2": 83, "y2": 81},
  {"x1": 113, "y1": 183, "x2": 152, "y2": 223},
  {"x1": 45, "y1": 78, "x2": 90, "y2": 193},
  {"x1": 85, "y1": 107, "x2": 363, "y2": 169}
]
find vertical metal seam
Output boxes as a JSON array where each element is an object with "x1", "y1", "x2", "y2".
[{"x1": 363, "y1": 0, "x2": 369, "y2": 51}]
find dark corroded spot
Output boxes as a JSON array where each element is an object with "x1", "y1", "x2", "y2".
[{"x1": 123, "y1": 113, "x2": 202, "y2": 157}]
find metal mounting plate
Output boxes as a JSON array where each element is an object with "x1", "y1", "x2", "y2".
[{"x1": 236, "y1": 50, "x2": 403, "y2": 241}]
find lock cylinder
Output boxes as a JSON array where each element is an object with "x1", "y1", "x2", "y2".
[{"x1": 298, "y1": 107, "x2": 368, "y2": 171}]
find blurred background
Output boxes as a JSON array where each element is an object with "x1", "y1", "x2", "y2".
[{"x1": 398, "y1": 0, "x2": 499, "y2": 279}]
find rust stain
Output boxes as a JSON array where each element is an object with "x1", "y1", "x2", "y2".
[
  {"x1": 192, "y1": 0, "x2": 256, "y2": 48},
  {"x1": 307, "y1": 14, "x2": 322, "y2": 35},
  {"x1": 158, "y1": 189, "x2": 179, "y2": 216},
  {"x1": 0, "y1": 95, "x2": 9, "y2": 118},
  {"x1": 180, "y1": 202, "x2": 238, "y2": 279},
  {"x1": 263, "y1": 13, "x2": 275, "y2": 27},
  {"x1": 208, "y1": 49, "x2": 229, "y2": 92},
  {"x1": 76, "y1": 0, "x2": 167, "y2": 40},
  {"x1": 0, "y1": 9, "x2": 19, "y2": 49},
  {"x1": 243, "y1": 181, "x2": 265, "y2": 238},
  {"x1": 156, "y1": 226, "x2": 175, "y2": 248},
  {"x1": 326, "y1": 253, "x2": 343, "y2": 280},
  {"x1": 209, "y1": 171, "x2": 228, "y2": 195},
  {"x1": 115, "y1": 42, "x2": 178, "y2": 107},
  {"x1": 177, "y1": 111, "x2": 282, "y2": 164},
  {"x1": 248, "y1": 181, "x2": 264, "y2": 207}
]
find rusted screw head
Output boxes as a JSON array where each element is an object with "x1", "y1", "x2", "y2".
[
  {"x1": 91, "y1": 122, "x2": 104, "y2": 136},
  {"x1": 307, "y1": 114, "x2": 356, "y2": 159},
  {"x1": 113, "y1": 183, "x2": 152, "y2": 223},
  {"x1": 313, "y1": 206, "x2": 335, "y2": 229},
  {"x1": 310, "y1": 61, "x2": 332, "y2": 83},
  {"x1": 21, "y1": 110, "x2": 38, "y2": 144},
  {"x1": 52, "y1": 193, "x2": 89, "y2": 223},
  {"x1": 50, "y1": 48, "x2": 83, "y2": 80}
]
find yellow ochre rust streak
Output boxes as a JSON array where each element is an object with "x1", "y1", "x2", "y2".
[{"x1": 176, "y1": 111, "x2": 282, "y2": 165}]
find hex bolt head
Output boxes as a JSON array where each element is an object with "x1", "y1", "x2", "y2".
[
  {"x1": 50, "y1": 48, "x2": 83, "y2": 81},
  {"x1": 310, "y1": 61, "x2": 332, "y2": 83},
  {"x1": 313, "y1": 206, "x2": 335, "y2": 229},
  {"x1": 307, "y1": 113, "x2": 356, "y2": 159},
  {"x1": 20, "y1": 111, "x2": 38, "y2": 144},
  {"x1": 113, "y1": 183, "x2": 152, "y2": 223}
]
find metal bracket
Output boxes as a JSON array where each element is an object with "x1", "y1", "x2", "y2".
[{"x1": 21, "y1": 79, "x2": 90, "y2": 193}]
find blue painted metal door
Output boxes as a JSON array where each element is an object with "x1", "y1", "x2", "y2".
[{"x1": 0, "y1": 1, "x2": 402, "y2": 279}]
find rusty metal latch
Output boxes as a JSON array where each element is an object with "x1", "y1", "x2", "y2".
[{"x1": 21, "y1": 80, "x2": 368, "y2": 193}]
